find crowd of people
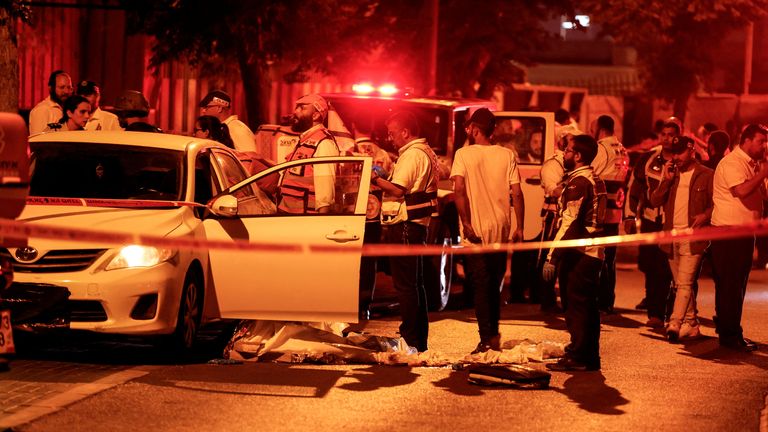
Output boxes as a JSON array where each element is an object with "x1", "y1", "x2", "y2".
[{"x1": 25, "y1": 69, "x2": 767, "y2": 370}]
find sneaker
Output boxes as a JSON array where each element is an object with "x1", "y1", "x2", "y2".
[
  {"x1": 679, "y1": 322, "x2": 701, "y2": 339},
  {"x1": 471, "y1": 334, "x2": 501, "y2": 354},
  {"x1": 546, "y1": 357, "x2": 600, "y2": 372},
  {"x1": 720, "y1": 337, "x2": 758, "y2": 352},
  {"x1": 635, "y1": 298, "x2": 648, "y2": 310},
  {"x1": 666, "y1": 320, "x2": 681, "y2": 342},
  {"x1": 646, "y1": 316, "x2": 665, "y2": 328}
]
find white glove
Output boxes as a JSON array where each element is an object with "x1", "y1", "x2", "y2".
[{"x1": 542, "y1": 261, "x2": 557, "y2": 282}]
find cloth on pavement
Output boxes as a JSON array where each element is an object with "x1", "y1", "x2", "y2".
[{"x1": 223, "y1": 320, "x2": 566, "y2": 367}]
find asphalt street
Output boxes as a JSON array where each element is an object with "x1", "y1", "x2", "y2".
[{"x1": 2, "y1": 261, "x2": 768, "y2": 432}]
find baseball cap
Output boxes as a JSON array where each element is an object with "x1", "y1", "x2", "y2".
[
  {"x1": 199, "y1": 90, "x2": 232, "y2": 108},
  {"x1": 464, "y1": 108, "x2": 496, "y2": 132},
  {"x1": 76, "y1": 80, "x2": 99, "y2": 96},
  {"x1": 295, "y1": 94, "x2": 329, "y2": 118},
  {"x1": 668, "y1": 136, "x2": 694, "y2": 153}
]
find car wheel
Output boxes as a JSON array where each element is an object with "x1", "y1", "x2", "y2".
[
  {"x1": 173, "y1": 270, "x2": 203, "y2": 351},
  {"x1": 424, "y1": 214, "x2": 455, "y2": 311}
]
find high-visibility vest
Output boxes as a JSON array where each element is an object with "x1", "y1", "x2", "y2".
[
  {"x1": 277, "y1": 127, "x2": 339, "y2": 214},
  {"x1": 595, "y1": 136, "x2": 629, "y2": 224}
]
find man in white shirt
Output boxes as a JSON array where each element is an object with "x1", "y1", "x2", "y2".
[
  {"x1": 29, "y1": 70, "x2": 73, "y2": 134},
  {"x1": 199, "y1": 90, "x2": 256, "y2": 152},
  {"x1": 77, "y1": 80, "x2": 121, "y2": 131},
  {"x1": 451, "y1": 108, "x2": 524, "y2": 354},
  {"x1": 710, "y1": 123, "x2": 768, "y2": 352}
]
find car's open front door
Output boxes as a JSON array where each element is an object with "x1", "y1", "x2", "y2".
[{"x1": 203, "y1": 156, "x2": 372, "y2": 323}]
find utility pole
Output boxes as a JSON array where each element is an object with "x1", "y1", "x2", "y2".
[
  {"x1": 744, "y1": 21, "x2": 754, "y2": 95},
  {"x1": 427, "y1": 0, "x2": 438, "y2": 95}
]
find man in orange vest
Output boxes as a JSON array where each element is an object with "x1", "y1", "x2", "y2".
[{"x1": 277, "y1": 94, "x2": 340, "y2": 214}]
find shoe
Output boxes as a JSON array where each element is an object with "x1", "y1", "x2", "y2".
[
  {"x1": 635, "y1": 298, "x2": 648, "y2": 310},
  {"x1": 646, "y1": 317, "x2": 665, "y2": 328},
  {"x1": 666, "y1": 320, "x2": 681, "y2": 342},
  {"x1": 471, "y1": 334, "x2": 501, "y2": 354},
  {"x1": 0, "y1": 358, "x2": 9, "y2": 372},
  {"x1": 541, "y1": 304, "x2": 563, "y2": 314},
  {"x1": 720, "y1": 337, "x2": 758, "y2": 352},
  {"x1": 679, "y1": 322, "x2": 701, "y2": 339},
  {"x1": 546, "y1": 357, "x2": 600, "y2": 372}
]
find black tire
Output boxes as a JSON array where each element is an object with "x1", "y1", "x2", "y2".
[
  {"x1": 171, "y1": 269, "x2": 203, "y2": 351},
  {"x1": 424, "y1": 215, "x2": 455, "y2": 312}
]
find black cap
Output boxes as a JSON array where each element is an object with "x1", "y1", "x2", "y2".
[
  {"x1": 668, "y1": 136, "x2": 694, "y2": 153},
  {"x1": 76, "y1": 80, "x2": 99, "y2": 96},
  {"x1": 465, "y1": 108, "x2": 496, "y2": 133},
  {"x1": 199, "y1": 90, "x2": 231, "y2": 108}
]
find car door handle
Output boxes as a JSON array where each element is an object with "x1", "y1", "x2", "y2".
[
  {"x1": 525, "y1": 177, "x2": 541, "y2": 185},
  {"x1": 325, "y1": 231, "x2": 360, "y2": 243}
]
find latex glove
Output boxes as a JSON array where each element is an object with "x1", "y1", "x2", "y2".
[
  {"x1": 542, "y1": 261, "x2": 557, "y2": 282},
  {"x1": 372, "y1": 165, "x2": 388, "y2": 179}
]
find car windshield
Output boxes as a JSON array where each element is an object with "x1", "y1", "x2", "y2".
[{"x1": 30, "y1": 142, "x2": 184, "y2": 201}]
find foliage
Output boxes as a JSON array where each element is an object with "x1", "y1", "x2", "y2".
[{"x1": 582, "y1": 0, "x2": 768, "y2": 115}]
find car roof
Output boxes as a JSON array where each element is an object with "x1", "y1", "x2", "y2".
[
  {"x1": 28, "y1": 131, "x2": 218, "y2": 152},
  {"x1": 320, "y1": 93, "x2": 497, "y2": 110}
]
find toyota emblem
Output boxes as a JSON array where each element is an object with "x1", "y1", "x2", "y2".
[{"x1": 15, "y1": 247, "x2": 39, "y2": 262}]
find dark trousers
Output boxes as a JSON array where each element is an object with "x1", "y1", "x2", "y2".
[
  {"x1": 710, "y1": 235, "x2": 754, "y2": 343},
  {"x1": 464, "y1": 252, "x2": 506, "y2": 341},
  {"x1": 638, "y1": 219, "x2": 673, "y2": 320},
  {"x1": 559, "y1": 250, "x2": 603, "y2": 366},
  {"x1": 598, "y1": 223, "x2": 619, "y2": 311},
  {"x1": 359, "y1": 221, "x2": 381, "y2": 315},
  {"x1": 387, "y1": 221, "x2": 429, "y2": 352}
]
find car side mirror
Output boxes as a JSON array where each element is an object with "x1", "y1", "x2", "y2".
[{"x1": 208, "y1": 194, "x2": 238, "y2": 217}]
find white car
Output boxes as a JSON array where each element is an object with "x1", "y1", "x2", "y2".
[{"x1": 2, "y1": 131, "x2": 371, "y2": 349}]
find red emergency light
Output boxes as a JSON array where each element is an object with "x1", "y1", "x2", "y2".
[
  {"x1": 352, "y1": 83, "x2": 400, "y2": 96},
  {"x1": 352, "y1": 83, "x2": 375, "y2": 95}
]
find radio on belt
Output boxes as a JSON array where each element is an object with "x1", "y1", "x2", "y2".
[{"x1": 0, "y1": 113, "x2": 30, "y2": 243}]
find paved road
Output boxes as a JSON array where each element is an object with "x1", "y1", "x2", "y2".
[{"x1": 2, "y1": 265, "x2": 768, "y2": 432}]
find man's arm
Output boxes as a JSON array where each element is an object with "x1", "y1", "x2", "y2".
[
  {"x1": 452, "y1": 175, "x2": 480, "y2": 243},
  {"x1": 510, "y1": 183, "x2": 524, "y2": 242},
  {"x1": 730, "y1": 162, "x2": 768, "y2": 198}
]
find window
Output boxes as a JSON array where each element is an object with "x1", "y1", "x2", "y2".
[{"x1": 492, "y1": 117, "x2": 546, "y2": 165}]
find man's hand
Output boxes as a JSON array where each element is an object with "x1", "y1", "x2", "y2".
[
  {"x1": 623, "y1": 218, "x2": 637, "y2": 235},
  {"x1": 691, "y1": 213, "x2": 709, "y2": 228},
  {"x1": 542, "y1": 261, "x2": 556, "y2": 282},
  {"x1": 462, "y1": 224, "x2": 482, "y2": 244},
  {"x1": 511, "y1": 228, "x2": 524, "y2": 243},
  {"x1": 661, "y1": 160, "x2": 676, "y2": 181}
]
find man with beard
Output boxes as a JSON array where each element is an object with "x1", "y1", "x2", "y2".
[
  {"x1": 624, "y1": 118, "x2": 679, "y2": 325},
  {"x1": 710, "y1": 124, "x2": 768, "y2": 352},
  {"x1": 77, "y1": 80, "x2": 121, "y2": 131},
  {"x1": 543, "y1": 134, "x2": 606, "y2": 371},
  {"x1": 451, "y1": 108, "x2": 524, "y2": 353},
  {"x1": 199, "y1": 90, "x2": 255, "y2": 152},
  {"x1": 29, "y1": 70, "x2": 73, "y2": 134},
  {"x1": 277, "y1": 94, "x2": 340, "y2": 214}
]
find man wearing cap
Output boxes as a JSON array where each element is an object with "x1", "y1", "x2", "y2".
[
  {"x1": 624, "y1": 119, "x2": 679, "y2": 327},
  {"x1": 277, "y1": 94, "x2": 340, "y2": 214},
  {"x1": 649, "y1": 136, "x2": 713, "y2": 342},
  {"x1": 29, "y1": 70, "x2": 73, "y2": 135},
  {"x1": 451, "y1": 108, "x2": 524, "y2": 354},
  {"x1": 532, "y1": 124, "x2": 582, "y2": 313},
  {"x1": 114, "y1": 90, "x2": 161, "y2": 133},
  {"x1": 77, "y1": 80, "x2": 121, "y2": 131},
  {"x1": 199, "y1": 90, "x2": 255, "y2": 152},
  {"x1": 710, "y1": 124, "x2": 768, "y2": 352},
  {"x1": 590, "y1": 115, "x2": 630, "y2": 315},
  {"x1": 543, "y1": 134, "x2": 606, "y2": 371}
]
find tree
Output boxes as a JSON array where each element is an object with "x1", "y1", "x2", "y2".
[
  {"x1": 0, "y1": 1, "x2": 31, "y2": 112},
  {"x1": 435, "y1": 0, "x2": 573, "y2": 98},
  {"x1": 582, "y1": 0, "x2": 768, "y2": 118},
  {"x1": 124, "y1": 0, "x2": 415, "y2": 128}
]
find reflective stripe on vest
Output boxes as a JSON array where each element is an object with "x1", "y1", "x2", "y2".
[{"x1": 402, "y1": 143, "x2": 439, "y2": 221}]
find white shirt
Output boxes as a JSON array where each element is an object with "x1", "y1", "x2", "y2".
[
  {"x1": 673, "y1": 169, "x2": 693, "y2": 229},
  {"x1": 223, "y1": 115, "x2": 256, "y2": 152},
  {"x1": 389, "y1": 138, "x2": 438, "y2": 225},
  {"x1": 29, "y1": 96, "x2": 63, "y2": 135},
  {"x1": 450, "y1": 144, "x2": 520, "y2": 245},
  {"x1": 85, "y1": 108, "x2": 122, "y2": 131},
  {"x1": 712, "y1": 146, "x2": 763, "y2": 226},
  {"x1": 541, "y1": 150, "x2": 565, "y2": 195},
  {"x1": 592, "y1": 135, "x2": 629, "y2": 182}
]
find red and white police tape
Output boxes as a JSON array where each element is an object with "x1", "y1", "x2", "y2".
[{"x1": 3, "y1": 202, "x2": 768, "y2": 256}]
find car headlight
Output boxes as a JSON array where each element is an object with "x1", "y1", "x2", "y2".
[{"x1": 105, "y1": 245, "x2": 177, "y2": 271}]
